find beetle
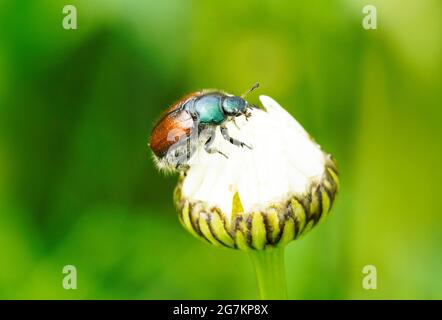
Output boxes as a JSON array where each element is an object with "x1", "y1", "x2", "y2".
[{"x1": 149, "y1": 83, "x2": 259, "y2": 170}]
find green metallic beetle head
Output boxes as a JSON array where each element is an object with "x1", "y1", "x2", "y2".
[
  {"x1": 222, "y1": 96, "x2": 248, "y2": 116},
  {"x1": 221, "y1": 82, "x2": 260, "y2": 117}
]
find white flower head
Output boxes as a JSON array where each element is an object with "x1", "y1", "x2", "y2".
[{"x1": 174, "y1": 95, "x2": 339, "y2": 250}]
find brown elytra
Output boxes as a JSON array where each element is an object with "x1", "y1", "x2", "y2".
[{"x1": 149, "y1": 92, "x2": 199, "y2": 157}]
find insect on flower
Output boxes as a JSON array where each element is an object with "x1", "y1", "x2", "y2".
[
  {"x1": 149, "y1": 83, "x2": 260, "y2": 171},
  {"x1": 148, "y1": 89, "x2": 340, "y2": 299}
]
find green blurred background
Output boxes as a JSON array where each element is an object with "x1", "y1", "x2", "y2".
[{"x1": 0, "y1": 0, "x2": 440, "y2": 299}]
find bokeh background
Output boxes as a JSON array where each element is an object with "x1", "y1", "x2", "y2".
[{"x1": 0, "y1": 0, "x2": 440, "y2": 299}]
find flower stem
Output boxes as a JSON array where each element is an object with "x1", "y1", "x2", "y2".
[{"x1": 249, "y1": 246, "x2": 288, "y2": 299}]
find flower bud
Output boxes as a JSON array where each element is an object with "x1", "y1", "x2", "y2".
[{"x1": 173, "y1": 95, "x2": 339, "y2": 250}]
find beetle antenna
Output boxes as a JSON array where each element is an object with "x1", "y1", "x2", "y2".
[{"x1": 241, "y1": 82, "x2": 260, "y2": 98}]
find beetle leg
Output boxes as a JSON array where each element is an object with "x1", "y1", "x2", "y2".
[
  {"x1": 244, "y1": 109, "x2": 253, "y2": 121},
  {"x1": 232, "y1": 117, "x2": 241, "y2": 129},
  {"x1": 220, "y1": 125, "x2": 252, "y2": 149},
  {"x1": 204, "y1": 129, "x2": 228, "y2": 158},
  {"x1": 174, "y1": 135, "x2": 192, "y2": 170},
  {"x1": 175, "y1": 162, "x2": 190, "y2": 171},
  {"x1": 169, "y1": 130, "x2": 195, "y2": 170}
]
